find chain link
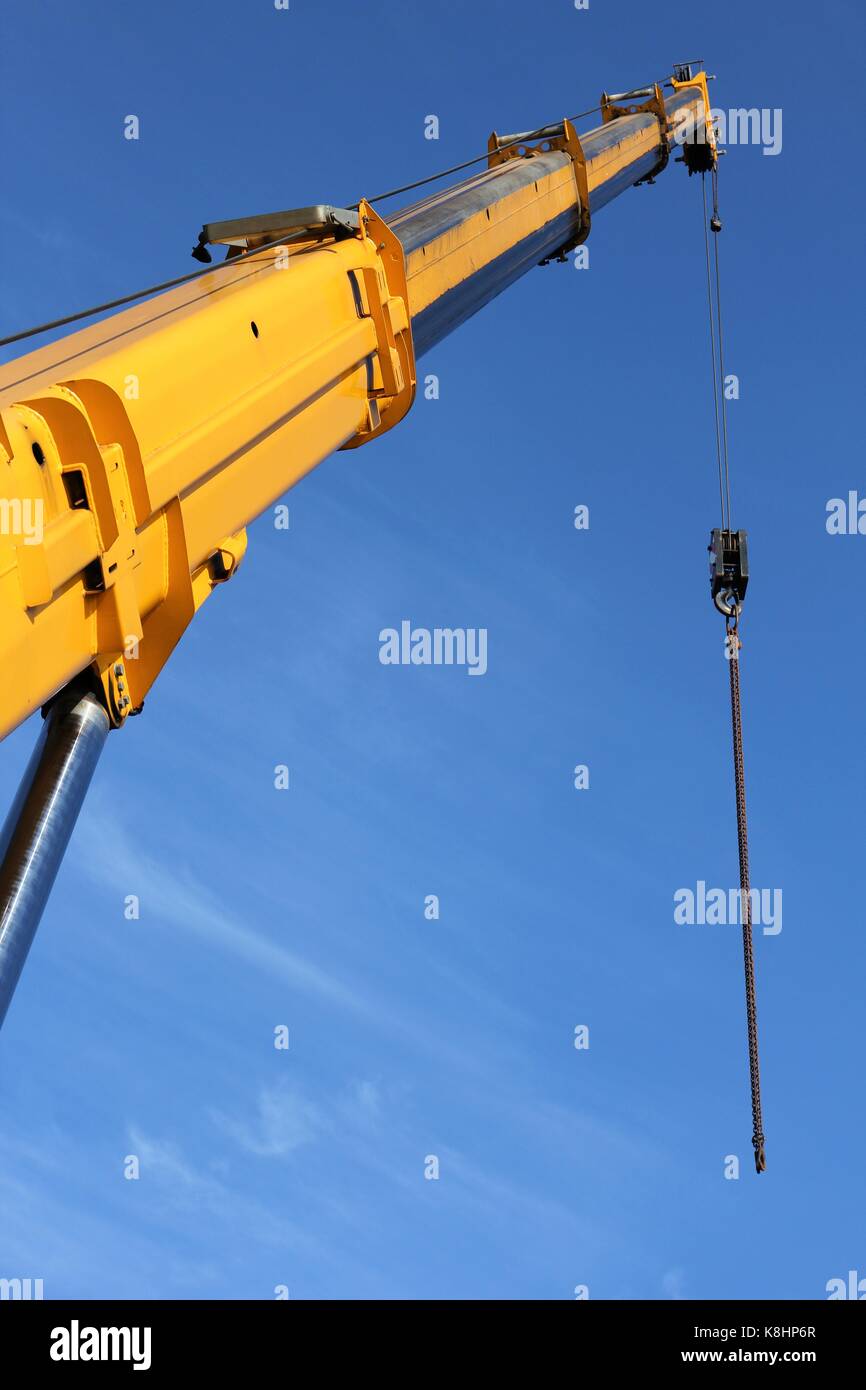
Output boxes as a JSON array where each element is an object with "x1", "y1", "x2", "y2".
[{"x1": 726, "y1": 618, "x2": 766, "y2": 1173}]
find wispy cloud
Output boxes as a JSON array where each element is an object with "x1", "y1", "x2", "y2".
[
  {"x1": 72, "y1": 795, "x2": 524, "y2": 1083},
  {"x1": 209, "y1": 1081, "x2": 324, "y2": 1158},
  {"x1": 127, "y1": 1124, "x2": 318, "y2": 1253},
  {"x1": 75, "y1": 797, "x2": 372, "y2": 1017}
]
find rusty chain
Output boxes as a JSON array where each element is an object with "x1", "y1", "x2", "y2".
[{"x1": 726, "y1": 615, "x2": 766, "y2": 1174}]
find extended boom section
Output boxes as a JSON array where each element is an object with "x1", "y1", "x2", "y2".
[{"x1": 393, "y1": 81, "x2": 707, "y2": 353}]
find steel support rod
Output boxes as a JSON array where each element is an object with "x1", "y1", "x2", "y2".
[{"x1": 0, "y1": 690, "x2": 110, "y2": 1028}]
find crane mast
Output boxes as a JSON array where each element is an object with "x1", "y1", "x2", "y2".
[{"x1": 0, "y1": 67, "x2": 715, "y2": 1023}]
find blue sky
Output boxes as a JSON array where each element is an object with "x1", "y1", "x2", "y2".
[{"x1": 1, "y1": 0, "x2": 864, "y2": 1299}]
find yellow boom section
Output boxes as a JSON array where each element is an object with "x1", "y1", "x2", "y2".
[{"x1": 0, "y1": 204, "x2": 413, "y2": 737}]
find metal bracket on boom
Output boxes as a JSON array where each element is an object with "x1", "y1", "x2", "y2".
[
  {"x1": 601, "y1": 81, "x2": 671, "y2": 184},
  {"x1": 191, "y1": 206, "x2": 361, "y2": 262},
  {"x1": 487, "y1": 118, "x2": 591, "y2": 263},
  {"x1": 600, "y1": 80, "x2": 668, "y2": 126},
  {"x1": 340, "y1": 199, "x2": 416, "y2": 448}
]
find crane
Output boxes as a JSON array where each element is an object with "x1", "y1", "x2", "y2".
[{"x1": 0, "y1": 65, "x2": 717, "y2": 1031}]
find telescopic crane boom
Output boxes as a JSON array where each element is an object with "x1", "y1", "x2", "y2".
[{"x1": 0, "y1": 65, "x2": 716, "y2": 1024}]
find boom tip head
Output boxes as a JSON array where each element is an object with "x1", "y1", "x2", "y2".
[{"x1": 670, "y1": 64, "x2": 718, "y2": 174}]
